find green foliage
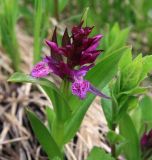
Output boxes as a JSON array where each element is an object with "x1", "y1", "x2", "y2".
[
  {"x1": 26, "y1": 109, "x2": 63, "y2": 160},
  {"x1": 119, "y1": 113, "x2": 141, "y2": 160},
  {"x1": 0, "y1": 0, "x2": 20, "y2": 71},
  {"x1": 107, "y1": 130, "x2": 125, "y2": 145},
  {"x1": 33, "y1": 0, "x2": 51, "y2": 64},
  {"x1": 87, "y1": 147, "x2": 115, "y2": 160},
  {"x1": 109, "y1": 49, "x2": 152, "y2": 122},
  {"x1": 131, "y1": 95, "x2": 152, "y2": 136},
  {"x1": 46, "y1": 107, "x2": 55, "y2": 131},
  {"x1": 101, "y1": 23, "x2": 130, "y2": 57},
  {"x1": 101, "y1": 47, "x2": 152, "y2": 159}
]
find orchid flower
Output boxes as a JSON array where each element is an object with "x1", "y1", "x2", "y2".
[{"x1": 31, "y1": 22, "x2": 109, "y2": 100}]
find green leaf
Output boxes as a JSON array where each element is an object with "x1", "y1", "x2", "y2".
[
  {"x1": 8, "y1": 72, "x2": 72, "y2": 122},
  {"x1": 119, "y1": 87, "x2": 147, "y2": 96},
  {"x1": 140, "y1": 55, "x2": 152, "y2": 81},
  {"x1": 131, "y1": 96, "x2": 152, "y2": 136},
  {"x1": 119, "y1": 48, "x2": 132, "y2": 71},
  {"x1": 87, "y1": 147, "x2": 115, "y2": 160},
  {"x1": 8, "y1": 72, "x2": 58, "y2": 91},
  {"x1": 102, "y1": 23, "x2": 130, "y2": 56},
  {"x1": 119, "y1": 113, "x2": 141, "y2": 160},
  {"x1": 64, "y1": 47, "x2": 128, "y2": 143},
  {"x1": 46, "y1": 107, "x2": 55, "y2": 130},
  {"x1": 140, "y1": 96, "x2": 152, "y2": 123},
  {"x1": 26, "y1": 109, "x2": 62, "y2": 159},
  {"x1": 107, "y1": 130, "x2": 125, "y2": 145},
  {"x1": 120, "y1": 54, "x2": 143, "y2": 91}
]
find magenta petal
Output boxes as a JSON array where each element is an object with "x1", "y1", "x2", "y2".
[
  {"x1": 71, "y1": 80, "x2": 90, "y2": 99},
  {"x1": 84, "y1": 34, "x2": 103, "y2": 52},
  {"x1": 80, "y1": 50, "x2": 101, "y2": 65},
  {"x1": 89, "y1": 85, "x2": 110, "y2": 99},
  {"x1": 46, "y1": 40, "x2": 63, "y2": 54},
  {"x1": 72, "y1": 64, "x2": 94, "y2": 81},
  {"x1": 31, "y1": 61, "x2": 50, "y2": 78}
]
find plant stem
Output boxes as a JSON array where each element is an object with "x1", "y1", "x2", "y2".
[
  {"x1": 61, "y1": 78, "x2": 69, "y2": 97},
  {"x1": 54, "y1": 0, "x2": 59, "y2": 21},
  {"x1": 111, "y1": 124, "x2": 117, "y2": 158}
]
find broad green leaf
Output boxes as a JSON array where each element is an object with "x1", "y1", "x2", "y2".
[
  {"x1": 119, "y1": 113, "x2": 141, "y2": 160},
  {"x1": 46, "y1": 107, "x2": 55, "y2": 130},
  {"x1": 140, "y1": 55, "x2": 152, "y2": 81},
  {"x1": 8, "y1": 72, "x2": 58, "y2": 91},
  {"x1": 87, "y1": 147, "x2": 115, "y2": 160},
  {"x1": 26, "y1": 109, "x2": 62, "y2": 159},
  {"x1": 140, "y1": 96, "x2": 152, "y2": 123},
  {"x1": 102, "y1": 24, "x2": 130, "y2": 56},
  {"x1": 119, "y1": 48, "x2": 132, "y2": 71},
  {"x1": 107, "y1": 130, "x2": 125, "y2": 145},
  {"x1": 8, "y1": 72, "x2": 72, "y2": 122},
  {"x1": 116, "y1": 96, "x2": 139, "y2": 122},
  {"x1": 120, "y1": 55, "x2": 143, "y2": 91},
  {"x1": 64, "y1": 47, "x2": 128, "y2": 143}
]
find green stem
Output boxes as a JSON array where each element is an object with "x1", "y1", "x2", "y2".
[
  {"x1": 111, "y1": 124, "x2": 117, "y2": 158},
  {"x1": 54, "y1": 0, "x2": 59, "y2": 21},
  {"x1": 61, "y1": 78, "x2": 69, "y2": 97}
]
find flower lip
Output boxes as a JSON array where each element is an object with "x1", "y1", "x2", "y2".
[
  {"x1": 71, "y1": 80, "x2": 90, "y2": 99},
  {"x1": 31, "y1": 61, "x2": 50, "y2": 78}
]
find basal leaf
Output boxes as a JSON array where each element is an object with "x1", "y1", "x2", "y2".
[
  {"x1": 26, "y1": 109, "x2": 62, "y2": 159},
  {"x1": 46, "y1": 107, "x2": 55, "y2": 130}
]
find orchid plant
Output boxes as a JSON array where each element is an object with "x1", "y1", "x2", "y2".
[
  {"x1": 8, "y1": 16, "x2": 128, "y2": 159},
  {"x1": 8, "y1": 16, "x2": 152, "y2": 159}
]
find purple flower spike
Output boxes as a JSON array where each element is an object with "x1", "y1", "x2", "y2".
[
  {"x1": 71, "y1": 80, "x2": 90, "y2": 99},
  {"x1": 31, "y1": 22, "x2": 109, "y2": 100},
  {"x1": 31, "y1": 61, "x2": 50, "y2": 78}
]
